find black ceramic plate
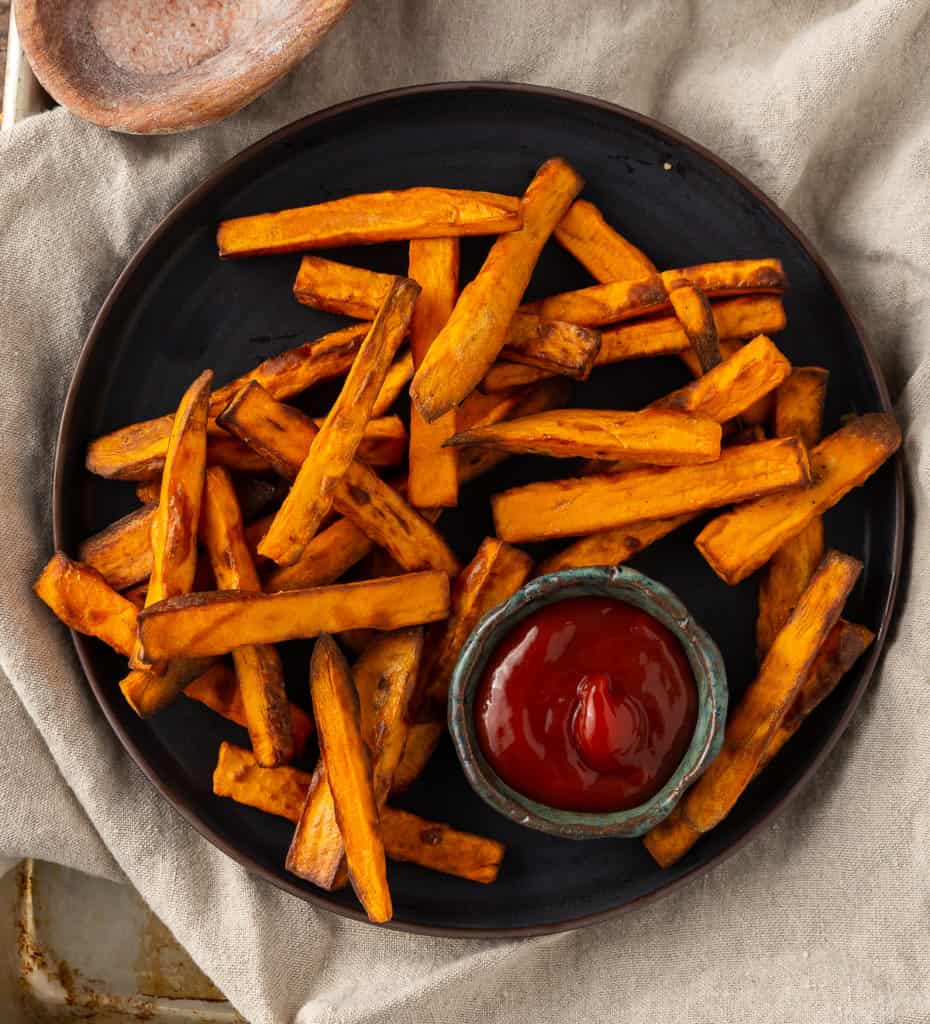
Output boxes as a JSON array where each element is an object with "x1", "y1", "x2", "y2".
[{"x1": 53, "y1": 84, "x2": 903, "y2": 937}]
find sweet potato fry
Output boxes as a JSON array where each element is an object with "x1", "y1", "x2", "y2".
[
  {"x1": 86, "y1": 325, "x2": 368, "y2": 480},
  {"x1": 408, "y1": 238, "x2": 461, "y2": 508},
  {"x1": 287, "y1": 630, "x2": 422, "y2": 889},
  {"x1": 534, "y1": 514, "x2": 697, "y2": 576},
  {"x1": 493, "y1": 437, "x2": 810, "y2": 544},
  {"x1": 219, "y1": 383, "x2": 459, "y2": 575},
  {"x1": 199, "y1": 467, "x2": 293, "y2": 765},
  {"x1": 120, "y1": 658, "x2": 219, "y2": 717},
  {"x1": 390, "y1": 721, "x2": 445, "y2": 793},
  {"x1": 260, "y1": 278, "x2": 420, "y2": 567},
  {"x1": 554, "y1": 198, "x2": 656, "y2": 282},
  {"x1": 668, "y1": 283, "x2": 721, "y2": 371},
  {"x1": 217, "y1": 188, "x2": 523, "y2": 258},
  {"x1": 137, "y1": 571, "x2": 450, "y2": 660},
  {"x1": 306, "y1": 635, "x2": 391, "y2": 923},
  {"x1": 521, "y1": 258, "x2": 786, "y2": 327},
  {"x1": 206, "y1": 435, "x2": 273, "y2": 474},
  {"x1": 371, "y1": 351, "x2": 415, "y2": 418},
  {"x1": 263, "y1": 517, "x2": 375, "y2": 592},
  {"x1": 479, "y1": 296, "x2": 788, "y2": 392},
  {"x1": 78, "y1": 506, "x2": 154, "y2": 591},
  {"x1": 457, "y1": 378, "x2": 573, "y2": 485},
  {"x1": 644, "y1": 590, "x2": 868, "y2": 867},
  {"x1": 135, "y1": 480, "x2": 161, "y2": 504},
  {"x1": 184, "y1": 662, "x2": 314, "y2": 755},
  {"x1": 424, "y1": 538, "x2": 534, "y2": 706},
  {"x1": 380, "y1": 807, "x2": 504, "y2": 884},
  {"x1": 131, "y1": 370, "x2": 211, "y2": 669},
  {"x1": 34, "y1": 553, "x2": 139, "y2": 657},
  {"x1": 411, "y1": 159, "x2": 585, "y2": 422},
  {"x1": 685, "y1": 550, "x2": 860, "y2": 833},
  {"x1": 294, "y1": 256, "x2": 396, "y2": 318},
  {"x1": 756, "y1": 368, "x2": 830, "y2": 656},
  {"x1": 697, "y1": 413, "x2": 901, "y2": 584},
  {"x1": 446, "y1": 408, "x2": 722, "y2": 465},
  {"x1": 500, "y1": 315, "x2": 601, "y2": 378},
  {"x1": 677, "y1": 337, "x2": 775, "y2": 428},
  {"x1": 213, "y1": 742, "x2": 505, "y2": 882}
]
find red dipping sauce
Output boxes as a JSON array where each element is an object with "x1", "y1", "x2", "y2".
[{"x1": 475, "y1": 596, "x2": 698, "y2": 813}]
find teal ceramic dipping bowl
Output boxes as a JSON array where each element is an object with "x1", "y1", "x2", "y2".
[{"x1": 447, "y1": 565, "x2": 728, "y2": 840}]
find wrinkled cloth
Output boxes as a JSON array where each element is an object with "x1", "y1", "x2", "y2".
[{"x1": 1, "y1": 2, "x2": 929, "y2": 1021}]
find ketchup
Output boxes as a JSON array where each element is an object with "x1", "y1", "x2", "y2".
[{"x1": 475, "y1": 596, "x2": 697, "y2": 813}]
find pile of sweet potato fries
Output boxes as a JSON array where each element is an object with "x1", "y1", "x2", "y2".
[{"x1": 36, "y1": 158, "x2": 900, "y2": 922}]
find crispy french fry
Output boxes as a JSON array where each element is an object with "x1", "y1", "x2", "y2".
[
  {"x1": 200, "y1": 467, "x2": 293, "y2": 765},
  {"x1": 306, "y1": 635, "x2": 391, "y2": 923},
  {"x1": 184, "y1": 662, "x2": 314, "y2": 755},
  {"x1": 684, "y1": 551, "x2": 860, "y2": 834},
  {"x1": 218, "y1": 188, "x2": 523, "y2": 258},
  {"x1": 424, "y1": 538, "x2": 534, "y2": 706},
  {"x1": 263, "y1": 517, "x2": 375, "y2": 593},
  {"x1": 411, "y1": 159, "x2": 585, "y2": 422},
  {"x1": 535, "y1": 514, "x2": 697, "y2": 576},
  {"x1": 371, "y1": 352, "x2": 415, "y2": 418},
  {"x1": 554, "y1": 199, "x2": 656, "y2": 282},
  {"x1": 493, "y1": 437, "x2": 810, "y2": 544},
  {"x1": 756, "y1": 368, "x2": 830, "y2": 657},
  {"x1": 390, "y1": 721, "x2": 445, "y2": 793},
  {"x1": 86, "y1": 326, "x2": 368, "y2": 480},
  {"x1": 446, "y1": 408, "x2": 722, "y2": 465},
  {"x1": 380, "y1": 808, "x2": 504, "y2": 884},
  {"x1": 500, "y1": 315, "x2": 601, "y2": 378},
  {"x1": 287, "y1": 630, "x2": 422, "y2": 889},
  {"x1": 457, "y1": 379, "x2": 573, "y2": 485},
  {"x1": 219, "y1": 383, "x2": 459, "y2": 575},
  {"x1": 137, "y1": 571, "x2": 450, "y2": 660},
  {"x1": 408, "y1": 238, "x2": 460, "y2": 509},
  {"x1": 131, "y1": 370, "x2": 211, "y2": 669},
  {"x1": 78, "y1": 507, "x2": 155, "y2": 591},
  {"x1": 213, "y1": 742, "x2": 505, "y2": 882},
  {"x1": 521, "y1": 258, "x2": 786, "y2": 327},
  {"x1": 697, "y1": 414, "x2": 901, "y2": 584},
  {"x1": 35, "y1": 553, "x2": 139, "y2": 656},
  {"x1": 260, "y1": 278, "x2": 420, "y2": 567},
  {"x1": 479, "y1": 296, "x2": 788, "y2": 392},
  {"x1": 668, "y1": 283, "x2": 721, "y2": 371},
  {"x1": 644, "y1": 610, "x2": 870, "y2": 868}
]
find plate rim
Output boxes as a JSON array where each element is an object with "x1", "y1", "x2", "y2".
[{"x1": 51, "y1": 80, "x2": 905, "y2": 939}]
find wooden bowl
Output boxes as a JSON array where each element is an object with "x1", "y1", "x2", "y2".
[{"x1": 13, "y1": 0, "x2": 354, "y2": 134}]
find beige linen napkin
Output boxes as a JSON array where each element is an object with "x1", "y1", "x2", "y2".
[{"x1": 1, "y1": 1, "x2": 928, "y2": 1021}]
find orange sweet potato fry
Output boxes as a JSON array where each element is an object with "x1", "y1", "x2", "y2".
[
  {"x1": 294, "y1": 256, "x2": 397, "y2": 318},
  {"x1": 411, "y1": 159, "x2": 585, "y2": 422},
  {"x1": 554, "y1": 198, "x2": 656, "y2": 282},
  {"x1": 521, "y1": 258, "x2": 786, "y2": 327},
  {"x1": 408, "y1": 238, "x2": 461, "y2": 509},
  {"x1": 184, "y1": 662, "x2": 314, "y2": 756},
  {"x1": 213, "y1": 742, "x2": 505, "y2": 882},
  {"x1": 263, "y1": 517, "x2": 375, "y2": 593},
  {"x1": 493, "y1": 437, "x2": 810, "y2": 544},
  {"x1": 287, "y1": 629, "x2": 422, "y2": 889},
  {"x1": 390, "y1": 720, "x2": 445, "y2": 794},
  {"x1": 206, "y1": 435, "x2": 274, "y2": 474},
  {"x1": 371, "y1": 351, "x2": 415, "y2": 418},
  {"x1": 131, "y1": 370, "x2": 211, "y2": 669},
  {"x1": 78, "y1": 506, "x2": 154, "y2": 591},
  {"x1": 479, "y1": 296, "x2": 788, "y2": 392},
  {"x1": 120, "y1": 658, "x2": 219, "y2": 717},
  {"x1": 86, "y1": 325, "x2": 367, "y2": 481},
  {"x1": 34, "y1": 553, "x2": 139, "y2": 657},
  {"x1": 305, "y1": 635, "x2": 391, "y2": 923},
  {"x1": 199, "y1": 466, "x2": 293, "y2": 765},
  {"x1": 756, "y1": 368, "x2": 830, "y2": 657},
  {"x1": 697, "y1": 413, "x2": 901, "y2": 585},
  {"x1": 219, "y1": 383, "x2": 459, "y2": 575},
  {"x1": 217, "y1": 188, "x2": 523, "y2": 258},
  {"x1": 668, "y1": 283, "x2": 721, "y2": 371},
  {"x1": 260, "y1": 278, "x2": 420, "y2": 567},
  {"x1": 534, "y1": 514, "x2": 697, "y2": 577},
  {"x1": 645, "y1": 560, "x2": 864, "y2": 867},
  {"x1": 499, "y1": 315, "x2": 601, "y2": 378},
  {"x1": 446, "y1": 407, "x2": 722, "y2": 465},
  {"x1": 137, "y1": 571, "x2": 451, "y2": 660}
]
